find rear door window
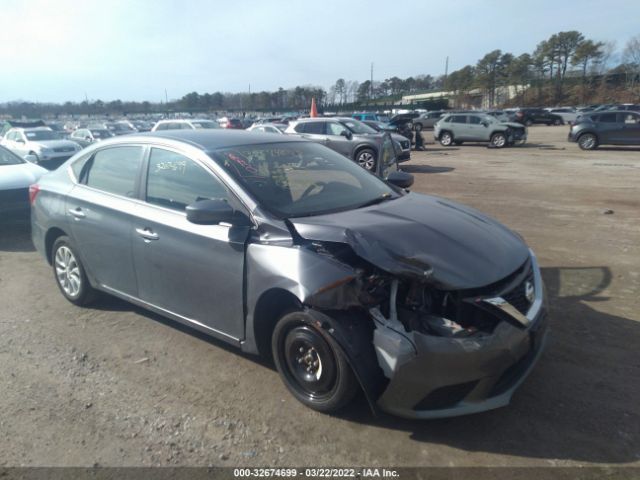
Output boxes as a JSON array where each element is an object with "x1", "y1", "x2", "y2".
[
  {"x1": 450, "y1": 115, "x2": 467, "y2": 124},
  {"x1": 82, "y1": 146, "x2": 144, "y2": 197},
  {"x1": 301, "y1": 122, "x2": 326, "y2": 134}
]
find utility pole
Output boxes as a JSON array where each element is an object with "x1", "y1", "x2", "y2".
[
  {"x1": 444, "y1": 56, "x2": 449, "y2": 82},
  {"x1": 370, "y1": 62, "x2": 374, "y2": 100},
  {"x1": 164, "y1": 89, "x2": 168, "y2": 104}
]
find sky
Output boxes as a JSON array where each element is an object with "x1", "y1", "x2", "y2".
[{"x1": 1, "y1": 0, "x2": 638, "y2": 103}]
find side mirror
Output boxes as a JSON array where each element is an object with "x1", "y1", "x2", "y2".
[
  {"x1": 387, "y1": 171, "x2": 414, "y2": 189},
  {"x1": 340, "y1": 130, "x2": 353, "y2": 140},
  {"x1": 186, "y1": 199, "x2": 235, "y2": 225},
  {"x1": 24, "y1": 154, "x2": 38, "y2": 163}
]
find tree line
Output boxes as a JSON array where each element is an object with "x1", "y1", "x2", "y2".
[{"x1": 1, "y1": 31, "x2": 638, "y2": 118}]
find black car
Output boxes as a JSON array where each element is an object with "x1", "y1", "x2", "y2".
[
  {"x1": 511, "y1": 108, "x2": 564, "y2": 126},
  {"x1": 568, "y1": 110, "x2": 640, "y2": 150}
]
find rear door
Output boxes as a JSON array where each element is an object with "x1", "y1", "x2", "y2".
[
  {"x1": 467, "y1": 115, "x2": 486, "y2": 140},
  {"x1": 131, "y1": 147, "x2": 250, "y2": 340},
  {"x1": 449, "y1": 115, "x2": 469, "y2": 140},
  {"x1": 66, "y1": 145, "x2": 145, "y2": 296},
  {"x1": 621, "y1": 112, "x2": 640, "y2": 144}
]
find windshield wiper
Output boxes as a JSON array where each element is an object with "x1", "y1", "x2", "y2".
[{"x1": 356, "y1": 192, "x2": 394, "y2": 209}]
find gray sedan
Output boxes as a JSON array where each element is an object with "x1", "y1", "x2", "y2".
[{"x1": 32, "y1": 130, "x2": 547, "y2": 418}]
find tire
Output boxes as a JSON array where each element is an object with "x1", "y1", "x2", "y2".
[
  {"x1": 525, "y1": 119, "x2": 533, "y2": 127},
  {"x1": 553, "y1": 118, "x2": 562, "y2": 126},
  {"x1": 355, "y1": 148, "x2": 376, "y2": 171},
  {"x1": 439, "y1": 131, "x2": 453, "y2": 146},
  {"x1": 490, "y1": 132, "x2": 507, "y2": 148},
  {"x1": 51, "y1": 236, "x2": 96, "y2": 306},
  {"x1": 272, "y1": 310, "x2": 359, "y2": 413},
  {"x1": 577, "y1": 133, "x2": 598, "y2": 150},
  {"x1": 414, "y1": 123, "x2": 423, "y2": 132}
]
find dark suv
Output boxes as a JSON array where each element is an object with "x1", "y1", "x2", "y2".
[
  {"x1": 511, "y1": 109, "x2": 564, "y2": 126},
  {"x1": 568, "y1": 110, "x2": 640, "y2": 150}
]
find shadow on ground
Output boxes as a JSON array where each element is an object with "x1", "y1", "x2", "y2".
[
  {"x1": 337, "y1": 265, "x2": 639, "y2": 464},
  {"x1": 402, "y1": 165, "x2": 455, "y2": 174},
  {"x1": 0, "y1": 219, "x2": 35, "y2": 252}
]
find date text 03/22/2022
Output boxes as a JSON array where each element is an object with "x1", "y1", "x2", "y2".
[{"x1": 233, "y1": 468, "x2": 400, "y2": 478}]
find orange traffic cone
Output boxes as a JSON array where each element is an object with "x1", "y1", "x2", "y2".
[{"x1": 310, "y1": 97, "x2": 318, "y2": 118}]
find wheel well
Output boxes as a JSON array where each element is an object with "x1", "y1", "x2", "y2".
[
  {"x1": 578, "y1": 131, "x2": 598, "y2": 142},
  {"x1": 45, "y1": 228, "x2": 67, "y2": 264},
  {"x1": 253, "y1": 289, "x2": 302, "y2": 359},
  {"x1": 353, "y1": 145, "x2": 377, "y2": 160}
]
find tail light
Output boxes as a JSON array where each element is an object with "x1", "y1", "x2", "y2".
[{"x1": 28, "y1": 184, "x2": 40, "y2": 205}]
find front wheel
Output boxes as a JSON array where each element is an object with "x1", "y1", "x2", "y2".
[
  {"x1": 51, "y1": 236, "x2": 96, "y2": 306},
  {"x1": 578, "y1": 133, "x2": 598, "y2": 150},
  {"x1": 355, "y1": 148, "x2": 376, "y2": 171},
  {"x1": 439, "y1": 131, "x2": 453, "y2": 146},
  {"x1": 272, "y1": 310, "x2": 359, "y2": 413},
  {"x1": 491, "y1": 132, "x2": 507, "y2": 148}
]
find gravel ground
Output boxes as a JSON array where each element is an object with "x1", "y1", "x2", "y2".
[{"x1": 0, "y1": 126, "x2": 638, "y2": 467}]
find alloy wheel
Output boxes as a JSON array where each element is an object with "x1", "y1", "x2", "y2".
[{"x1": 55, "y1": 245, "x2": 81, "y2": 297}]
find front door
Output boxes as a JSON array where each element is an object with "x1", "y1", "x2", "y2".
[{"x1": 131, "y1": 147, "x2": 249, "y2": 340}]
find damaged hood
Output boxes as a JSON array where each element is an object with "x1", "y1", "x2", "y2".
[{"x1": 290, "y1": 193, "x2": 529, "y2": 290}]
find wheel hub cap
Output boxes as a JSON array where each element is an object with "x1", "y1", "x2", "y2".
[{"x1": 55, "y1": 246, "x2": 81, "y2": 297}]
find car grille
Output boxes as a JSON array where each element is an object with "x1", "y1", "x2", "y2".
[
  {"x1": 502, "y1": 268, "x2": 535, "y2": 315},
  {"x1": 0, "y1": 187, "x2": 29, "y2": 214},
  {"x1": 53, "y1": 147, "x2": 75, "y2": 153}
]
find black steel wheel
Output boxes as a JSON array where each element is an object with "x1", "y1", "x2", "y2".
[{"x1": 272, "y1": 310, "x2": 359, "y2": 413}]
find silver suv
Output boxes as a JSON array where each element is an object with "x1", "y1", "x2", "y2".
[
  {"x1": 434, "y1": 113, "x2": 527, "y2": 148},
  {"x1": 285, "y1": 117, "x2": 410, "y2": 171}
]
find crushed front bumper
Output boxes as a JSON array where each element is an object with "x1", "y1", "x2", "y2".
[{"x1": 375, "y1": 250, "x2": 548, "y2": 419}]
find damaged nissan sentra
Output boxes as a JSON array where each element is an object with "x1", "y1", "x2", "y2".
[{"x1": 32, "y1": 130, "x2": 548, "y2": 419}]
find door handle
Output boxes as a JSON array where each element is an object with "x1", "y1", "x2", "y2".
[
  {"x1": 135, "y1": 228, "x2": 159, "y2": 241},
  {"x1": 68, "y1": 208, "x2": 86, "y2": 218}
]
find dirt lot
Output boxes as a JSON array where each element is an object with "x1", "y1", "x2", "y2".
[{"x1": 0, "y1": 126, "x2": 638, "y2": 468}]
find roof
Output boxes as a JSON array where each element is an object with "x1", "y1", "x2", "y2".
[{"x1": 128, "y1": 129, "x2": 306, "y2": 150}]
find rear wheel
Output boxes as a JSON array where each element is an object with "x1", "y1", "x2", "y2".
[
  {"x1": 355, "y1": 148, "x2": 376, "y2": 171},
  {"x1": 272, "y1": 310, "x2": 359, "y2": 413},
  {"x1": 414, "y1": 123, "x2": 423, "y2": 132},
  {"x1": 439, "y1": 131, "x2": 453, "y2": 146},
  {"x1": 51, "y1": 236, "x2": 96, "y2": 306},
  {"x1": 578, "y1": 133, "x2": 598, "y2": 150}
]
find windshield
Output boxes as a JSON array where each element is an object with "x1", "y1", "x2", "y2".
[
  {"x1": 209, "y1": 142, "x2": 397, "y2": 218},
  {"x1": 0, "y1": 146, "x2": 24, "y2": 165},
  {"x1": 24, "y1": 130, "x2": 58, "y2": 141},
  {"x1": 191, "y1": 121, "x2": 219, "y2": 129},
  {"x1": 91, "y1": 130, "x2": 113, "y2": 138},
  {"x1": 339, "y1": 119, "x2": 378, "y2": 134}
]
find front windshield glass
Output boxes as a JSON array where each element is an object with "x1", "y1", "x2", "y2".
[
  {"x1": 24, "y1": 130, "x2": 58, "y2": 141},
  {"x1": 191, "y1": 121, "x2": 219, "y2": 129},
  {"x1": 209, "y1": 142, "x2": 397, "y2": 218},
  {"x1": 339, "y1": 119, "x2": 378, "y2": 134},
  {"x1": 0, "y1": 146, "x2": 24, "y2": 165},
  {"x1": 91, "y1": 130, "x2": 113, "y2": 138}
]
